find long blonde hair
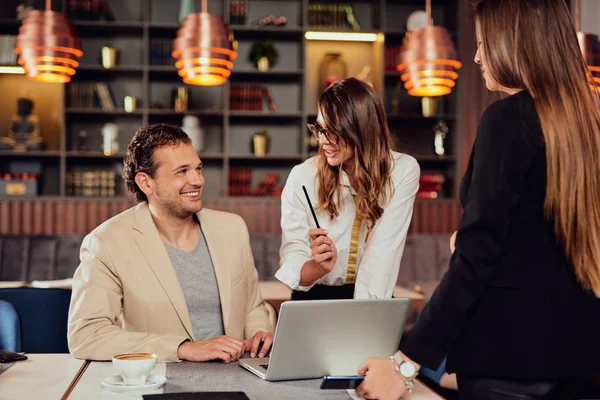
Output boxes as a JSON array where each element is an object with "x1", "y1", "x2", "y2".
[
  {"x1": 476, "y1": 0, "x2": 600, "y2": 296},
  {"x1": 316, "y1": 78, "x2": 394, "y2": 229}
]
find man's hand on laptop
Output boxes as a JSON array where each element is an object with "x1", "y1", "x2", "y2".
[
  {"x1": 177, "y1": 336, "x2": 246, "y2": 363},
  {"x1": 245, "y1": 331, "x2": 274, "y2": 358}
]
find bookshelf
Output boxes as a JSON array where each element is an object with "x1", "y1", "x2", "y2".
[{"x1": 0, "y1": 0, "x2": 463, "y2": 200}]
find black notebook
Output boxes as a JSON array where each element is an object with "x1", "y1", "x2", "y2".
[{"x1": 143, "y1": 392, "x2": 250, "y2": 400}]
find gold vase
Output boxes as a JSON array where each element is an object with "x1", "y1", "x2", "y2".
[
  {"x1": 257, "y1": 57, "x2": 270, "y2": 72},
  {"x1": 124, "y1": 96, "x2": 137, "y2": 113},
  {"x1": 421, "y1": 97, "x2": 438, "y2": 117},
  {"x1": 251, "y1": 130, "x2": 270, "y2": 157},
  {"x1": 101, "y1": 46, "x2": 118, "y2": 69}
]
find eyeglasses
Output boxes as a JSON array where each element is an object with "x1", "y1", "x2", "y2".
[{"x1": 307, "y1": 122, "x2": 339, "y2": 145}]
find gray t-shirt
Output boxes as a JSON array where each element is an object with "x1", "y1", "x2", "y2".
[{"x1": 163, "y1": 227, "x2": 225, "y2": 341}]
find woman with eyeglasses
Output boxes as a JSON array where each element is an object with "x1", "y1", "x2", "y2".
[{"x1": 274, "y1": 77, "x2": 420, "y2": 300}]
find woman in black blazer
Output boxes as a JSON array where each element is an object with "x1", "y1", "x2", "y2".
[{"x1": 356, "y1": 0, "x2": 600, "y2": 399}]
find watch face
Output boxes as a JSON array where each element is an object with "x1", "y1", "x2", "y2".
[{"x1": 399, "y1": 361, "x2": 416, "y2": 378}]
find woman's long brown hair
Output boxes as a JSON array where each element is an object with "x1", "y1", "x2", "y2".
[
  {"x1": 316, "y1": 78, "x2": 394, "y2": 229},
  {"x1": 476, "y1": 0, "x2": 600, "y2": 296}
]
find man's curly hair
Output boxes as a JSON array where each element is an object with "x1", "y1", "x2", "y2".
[{"x1": 123, "y1": 124, "x2": 191, "y2": 203}]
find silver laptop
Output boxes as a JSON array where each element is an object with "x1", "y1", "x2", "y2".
[{"x1": 239, "y1": 298, "x2": 410, "y2": 381}]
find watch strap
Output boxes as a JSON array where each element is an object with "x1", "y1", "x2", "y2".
[{"x1": 389, "y1": 356, "x2": 415, "y2": 393}]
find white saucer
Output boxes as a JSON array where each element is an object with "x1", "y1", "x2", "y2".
[{"x1": 101, "y1": 374, "x2": 166, "y2": 394}]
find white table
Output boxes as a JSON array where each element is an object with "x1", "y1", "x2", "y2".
[
  {"x1": 69, "y1": 359, "x2": 167, "y2": 399},
  {"x1": 0, "y1": 355, "x2": 442, "y2": 399},
  {"x1": 0, "y1": 353, "x2": 85, "y2": 399}
]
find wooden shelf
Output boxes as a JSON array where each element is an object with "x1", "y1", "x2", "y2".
[
  {"x1": 198, "y1": 153, "x2": 225, "y2": 160},
  {"x1": 387, "y1": 113, "x2": 456, "y2": 121},
  {"x1": 383, "y1": 29, "x2": 457, "y2": 37},
  {"x1": 230, "y1": 26, "x2": 304, "y2": 40},
  {"x1": 230, "y1": 70, "x2": 304, "y2": 82},
  {"x1": 72, "y1": 21, "x2": 144, "y2": 36},
  {"x1": 77, "y1": 65, "x2": 144, "y2": 73},
  {"x1": 148, "y1": 109, "x2": 224, "y2": 117},
  {"x1": 147, "y1": 22, "x2": 179, "y2": 29},
  {"x1": 229, "y1": 154, "x2": 302, "y2": 161},
  {"x1": 65, "y1": 109, "x2": 144, "y2": 117},
  {"x1": 66, "y1": 152, "x2": 125, "y2": 160},
  {"x1": 149, "y1": 66, "x2": 177, "y2": 72},
  {"x1": 305, "y1": 27, "x2": 380, "y2": 34},
  {"x1": 231, "y1": 25, "x2": 304, "y2": 33},
  {"x1": 0, "y1": 1, "x2": 463, "y2": 203},
  {"x1": 0, "y1": 151, "x2": 61, "y2": 158},
  {"x1": 229, "y1": 111, "x2": 303, "y2": 120},
  {"x1": 412, "y1": 155, "x2": 456, "y2": 162},
  {"x1": 0, "y1": 19, "x2": 19, "y2": 29}
]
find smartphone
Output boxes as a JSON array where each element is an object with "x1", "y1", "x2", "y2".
[
  {"x1": 0, "y1": 350, "x2": 27, "y2": 363},
  {"x1": 320, "y1": 375, "x2": 365, "y2": 390}
]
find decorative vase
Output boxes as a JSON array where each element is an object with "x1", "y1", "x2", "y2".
[
  {"x1": 178, "y1": 0, "x2": 196, "y2": 23},
  {"x1": 319, "y1": 52, "x2": 347, "y2": 93},
  {"x1": 257, "y1": 57, "x2": 270, "y2": 72},
  {"x1": 251, "y1": 130, "x2": 270, "y2": 157},
  {"x1": 182, "y1": 115, "x2": 204, "y2": 152},
  {"x1": 174, "y1": 87, "x2": 189, "y2": 112},
  {"x1": 101, "y1": 123, "x2": 119, "y2": 156},
  {"x1": 101, "y1": 46, "x2": 118, "y2": 69},
  {"x1": 421, "y1": 97, "x2": 438, "y2": 117},
  {"x1": 433, "y1": 120, "x2": 449, "y2": 156}
]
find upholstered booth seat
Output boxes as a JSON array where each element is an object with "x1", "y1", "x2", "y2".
[{"x1": 0, "y1": 288, "x2": 72, "y2": 353}]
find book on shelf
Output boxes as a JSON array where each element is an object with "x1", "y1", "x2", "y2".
[
  {"x1": 229, "y1": 84, "x2": 278, "y2": 112},
  {"x1": 228, "y1": 167, "x2": 252, "y2": 196},
  {"x1": 66, "y1": 170, "x2": 117, "y2": 197},
  {"x1": 417, "y1": 174, "x2": 445, "y2": 200},
  {"x1": 229, "y1": 0, "x2": 249, "y2": 25},
  {"x1": 228, "y1": 168, "x2": 282, "y2": 197},
  {"x1": 0, "y1": 35, "x2": 17, "y2": 66},
  {"x1": 67, "y1": 0, "x2": 115, "y2": 21},
  {"x1": 307, "y1": 4, "x2": 360, "y2": 30},
  {"x1": 250, "y1": 173, "x2": 280, "y2": 196},
  {"x1": 385, "y1": 46, "x2": 401, "y2": 72},
  {"x1": 68, "y1": 83, "x2": 95, "y2": 108},
  {"x1": 95, "y1": 83, "x2": 116, "y2": 110},
  {"x1": 68, "y1": 82, "x2": 116, "y2": 110},
  {"x1": 150, "y1": 40, "x2": 173, "y2": 67},
  {"x1": 263, "y1": 87, "x2": 277, "y2": 112}
]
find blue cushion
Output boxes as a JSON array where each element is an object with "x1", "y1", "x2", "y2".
[
  {"x1": 0, "y1": 300, "x2": 20, "y2": 352},
  {"x1": 0, "y1": 288, "x2": 71, "y2": 353}
]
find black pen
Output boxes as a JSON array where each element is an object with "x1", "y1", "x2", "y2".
[{"x1": 302, "y1": 185, "x2": 320, "y2": 229}]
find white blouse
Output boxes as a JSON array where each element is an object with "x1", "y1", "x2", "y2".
[{"x1": 275, "y1": 152, "x2": 420, "y2": 299}]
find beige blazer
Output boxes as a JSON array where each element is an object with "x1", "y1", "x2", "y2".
[{"x1": 68, "y1": 202, "x2": 272, "y2": 361}]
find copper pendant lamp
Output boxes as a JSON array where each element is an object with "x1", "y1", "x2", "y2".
[
  {"x1": 574, "y1": 0, "x2": 600, "y2": 92},
  {"x1": 13, "y1": 0, "x2": 82, "y2": 83},
  {"x1": 397, "y1": 0, "x2": 461, "y2": 97},
  {"x1": 172, "y1": 0, "x2": 237, "y2": 86}
]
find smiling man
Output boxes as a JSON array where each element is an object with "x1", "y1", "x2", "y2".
[{"x1": 68, "y1": 124, "x2": 274, "y2": 362}]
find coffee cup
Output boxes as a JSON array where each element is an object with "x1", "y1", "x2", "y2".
[{"x1": 111, "y1": 352, "x2": 158, "y2": 386}]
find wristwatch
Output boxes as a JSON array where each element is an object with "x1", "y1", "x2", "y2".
[{"x1": 389, "y1": 353, "x2": 417, "y2": 393}]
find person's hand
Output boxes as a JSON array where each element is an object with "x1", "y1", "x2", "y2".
[
  {"x1": 244, "y1": 331, "x2": 274, "y2": 358},
  {"x1": 450, "y1": 231, "x2": 457, "y2": 254},
  {"x1": 177, "y1": 336, "x2": 246, "y2": 363},
  {"x1": 308, "y1": 228, "x2": 337, "y2": 274},
  {"x1": 356, "y1": 357, "x2": 406, "y2": 400}
]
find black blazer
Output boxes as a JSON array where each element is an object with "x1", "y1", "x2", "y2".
[{"x1": 401, "y1": 91, "x2": 600, "y2": 379}]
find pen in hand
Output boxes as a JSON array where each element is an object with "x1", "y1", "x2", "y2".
[{"x1": 302, "y1": 185, "x2": 320, "y2": 229}]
